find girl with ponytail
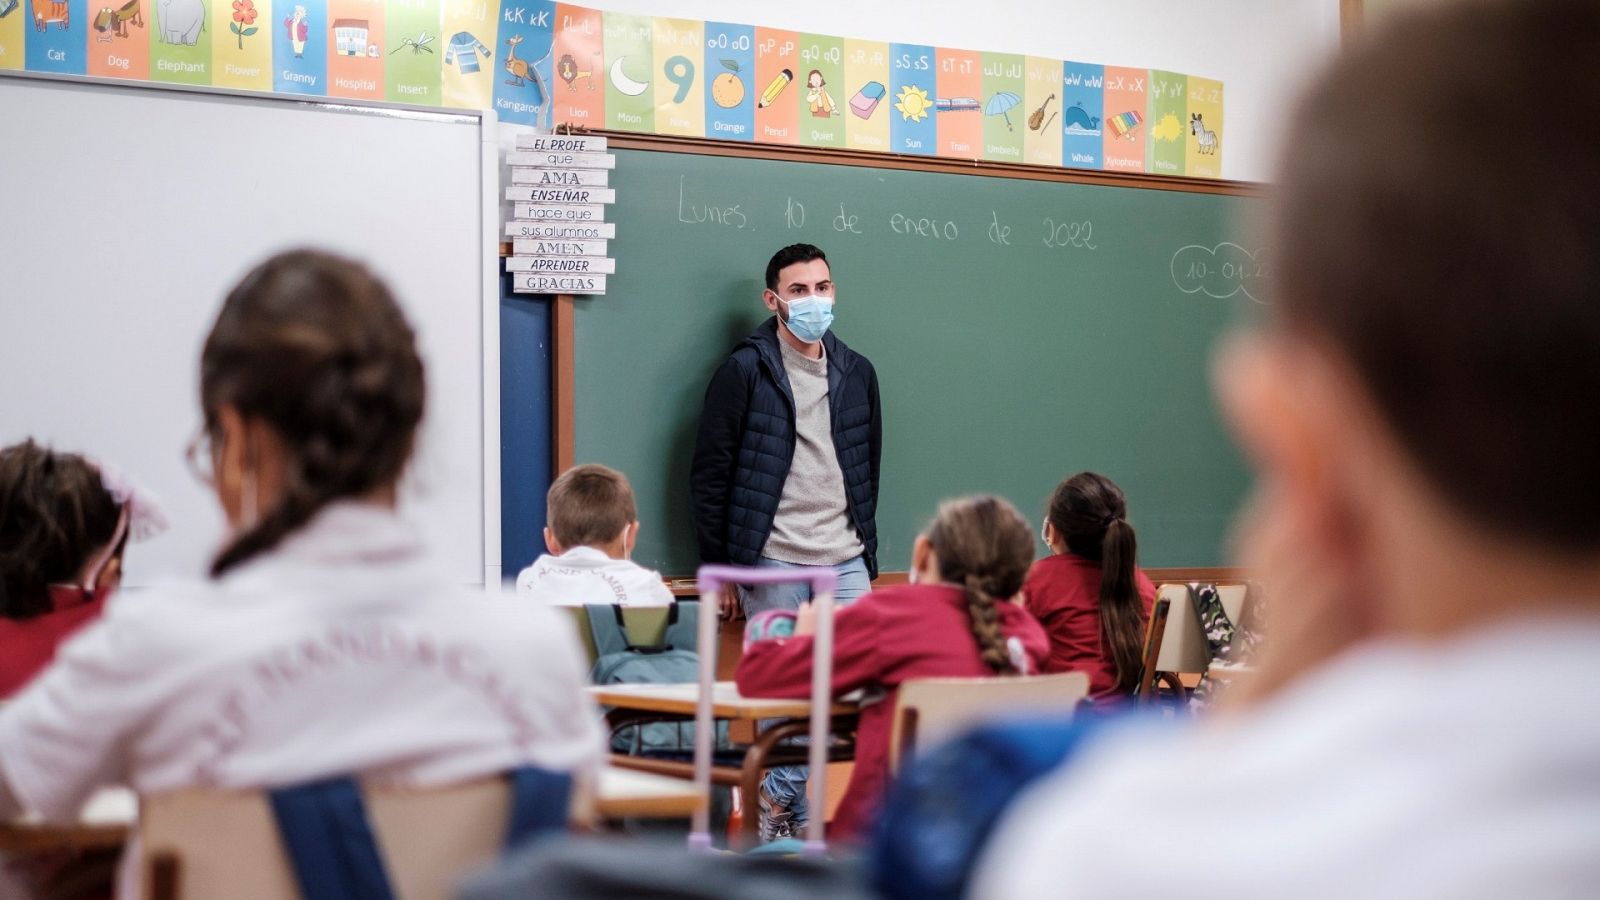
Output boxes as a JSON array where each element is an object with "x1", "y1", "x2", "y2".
[
  {"x1": 1026, "y1": 472, "x2": 1155, "y2": 705},
  {"x1": 737, "y1": 495, "x2": 1048, "y2": 841},
  {"x1": 0, "y1": 251, "x2": 599, "y2": 837}
]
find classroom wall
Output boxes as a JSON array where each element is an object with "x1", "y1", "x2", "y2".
[{"x1": 591, "y1": 0, "x2": 1341, "y2": 182}]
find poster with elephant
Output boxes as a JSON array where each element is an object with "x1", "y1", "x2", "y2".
[{"x1": 149, "y1": 0, "x2": 210, "y2": 83}]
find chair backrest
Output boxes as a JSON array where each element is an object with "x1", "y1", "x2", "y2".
[
  {"x1": 141, "y1": 774, "x2": 584, "y2": 900},
  {"x1": 887, "y1": 672, "x2": 1091, "y2": 774},
  {"x1": 1135, "y1": 595, "x2": 1172, "y2": 704},
  {"x1": 1153, "y1": 583, "x2": 1213, "y2": 676},
  {"x1": 563, "y1": 604, "x2": 680, "y2": 669}
]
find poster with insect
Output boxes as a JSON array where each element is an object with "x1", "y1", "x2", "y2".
[
  {"x1": 1185, "y1": 75, "x2": 1222, "y2": 178},
  {"x1": 888, "y1": 42, "x2": 934, "y2": 156},
  {"x1": 702, "y1": 20, "x2": 752, "y2": 142},
  {"x1": 385, "y1": 0, "x2": 440, "y2": 104},
  {"x1": 1101, "y1": 65, "x2": 1147, "y2": 173},
  {"x1": 752, "y1": 26, "x2": 797, "y2": 145},
  {"x1": 490, "y1": 0, "x2": 551, "y2": 127},
  {"x1": 1147, "y1": 69, "x2": 1186, "y2": 175},
  {"x1": 548, "y1": 3, "x2": 601, "y2": 126},
  {"x1": 1021, "y1": 55, "x2": 1062, "y2": 167},
  {"x1": 795, "y1": 32, "x2": 843, "y2": 148},
  {"x1": 650, "y1": 16, "x2": 701, "y2": 136},
  {"x1": 86, "y1": 0, "x2": 151, "y2": 81},
  {"x1": 1059, "y1": 60, "x2": 1103, "y2": 170},
  {"x1": 325, "y1": 0, "x2": 383, "y2": 99},
  {"x1": 979, "y1": 51, "x2": 1024, "y2": 163},
  {"x1": 148, "y1": 0, "x2": 209, "y2": 83},
  {"x1": 934, "y1": 45, "x2": 980, "y2": 159},
  {"x1": 211, "y1": 0, "x2": 271, "y2": 90},
  {"x1": 842, "y1": 37, "x2": 889, "y2": 152},
  {"x1": 601, "y1": 10, "x2": 651, "y2": 131}
]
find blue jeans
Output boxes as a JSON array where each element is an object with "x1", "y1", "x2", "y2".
[{"x1": 740, "y1": 555, "x2": 870, "y2": 831}]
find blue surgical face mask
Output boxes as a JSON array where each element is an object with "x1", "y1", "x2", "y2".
[{"x1": 777, "y1": 293, "x2": 835, "y2": 344}]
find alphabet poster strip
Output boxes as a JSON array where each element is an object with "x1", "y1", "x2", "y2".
[
  {"x1": 934, "y1": 46, "x2": 980, "y2": 159},
  {"x1": 86, "y1": 0, "x2": 150, "y2": 80},
  {"x1": 26, "y1": 0, "x2": 87, "y2": 74},
  {"x1": 600, "y1": 10, "x2": 650, "y2": 131},
  {"x1": 1021, "y1": 55, "x2": 1061, "y2": 167},
  {"x1": 490, "y1": 0, "x2": 551, "y2": 126},
  {"x1": 272, "y1": 0, "x2": 325, "y2": 94},
  {"x1": 148, "y1": 0, "x2": 210, "y2": 83},
  {"x1": 1185, "y1": 75, "x2": 1222, "y2": 179},
  {"x1": 1147, "y1": 68, "x2": 1186, "y2": 176},
  {"x1": 1101, "y1": 64, "x2": 1146, "y2": 173},
  {"x1": 979, "y1": 51, "x2": 1024, "y2": 163},
  {"x1": 751, "y1": 26, "x2": 796, "y2": 145},
  {"x1": 438, "y1": 0, "x2": 493, "y2": 108},
  {"x1": 326, "y1": 0, "x2": 383, "y2": 98},
  {"x1": 701, "y1": 20, "x2": 752, "y2": 142},
  {"x1": 888, "y1": 42, "x2": 935, "y2": 156},
  {"x1": 841, "y1": 38, "x2": 888, "y2": 152},
  {"x1": 651, "y1": 17, "x2": 701, "y2": 137},
  {"x1": 1059, "y1": 60, "x2": 1103, "y2": 169},
  {"x1": 796, "y1": 32, "x2": 842, "y2": 148},
  {"x1": 211, "y1": 0, "x2": 271, "y2": 90},
  {"x1": 384, "y1": 0, "x2": 440, "y2": 104},
  {"x1": 0, "y1": 0, "x2": 24, "y2": 71}
]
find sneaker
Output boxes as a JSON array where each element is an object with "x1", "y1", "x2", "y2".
[{"x1": 758, "y1": 789, "x2": 794, "y2": 842}]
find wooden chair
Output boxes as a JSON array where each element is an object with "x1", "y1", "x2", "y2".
[
  {"x1": 887, "y1": 672, "x2": 1091, "y2": 774},
  {"x1": 1135, "y1": 594, "x2": 1173, "y2": 705},
  {"x1": 141, "y1": 773, "x2": 594, "y2": 900},
  {"x1": 562, "y1": 603, "x2": 680, "y2": 668},
  {"x1": 1140, "y1": 582, "x2": 1257, "y2": 705}
]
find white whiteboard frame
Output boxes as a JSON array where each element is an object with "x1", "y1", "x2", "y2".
[{"x1": 0, "y1": 71, "x2": 503, "y2": 586}]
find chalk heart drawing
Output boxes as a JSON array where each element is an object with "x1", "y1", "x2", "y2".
[{"x1": 1170, "y1": 241, "x2": 1269, "y2": 304}]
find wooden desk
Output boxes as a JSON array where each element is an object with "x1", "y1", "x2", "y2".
[
  {"x1": 592, "y1": 681, "x2": 859, "y2": 846},
  {"x1": 0, "y1": 768, "x2": 705, "y2": 854}
]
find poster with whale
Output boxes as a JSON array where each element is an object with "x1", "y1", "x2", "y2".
[{"x1": 1060, "y1": 60, "x2": 1104, "y2": 170}]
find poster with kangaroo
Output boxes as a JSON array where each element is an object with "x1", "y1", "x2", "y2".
[{"x1": 490, "y1": 0, "x2": 552, "y2": 127}]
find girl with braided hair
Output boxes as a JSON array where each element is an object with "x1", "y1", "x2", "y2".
[
  {"x1": 0, "y1": 251, "x2": 601, "y2": 844},
  {"x1": 736, "y1": 494, "x2": 1048, "y2": 840},
  {"x1": 1025, "y1": 472, "x2": 1156, "y2": 706}
]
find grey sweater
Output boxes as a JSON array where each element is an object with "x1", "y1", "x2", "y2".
[{"x1": 762, "y1": 340, "x2": 865, "y2": 566}]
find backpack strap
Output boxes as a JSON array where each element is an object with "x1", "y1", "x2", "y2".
[
  {"x1": 584, "y1": 604, "x2": 635, "y2": 657},
  {"x1": 659, "y1": 600, "x2": 699, "y2": 652},
  {"x1": 268, "y1": 777, "x2": 396, "y2": 900}
]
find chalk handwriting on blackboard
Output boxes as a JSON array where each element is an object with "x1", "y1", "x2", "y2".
[
  {"x1": 1170, "y1": 242, "x2": 1268, "y2": 303},
  {"x1": 677, "y1": 175, "x2": 749, "y2": 230},
  {"x1": 1042, "y1": 218, "x2": 1096, "y2": 250}
]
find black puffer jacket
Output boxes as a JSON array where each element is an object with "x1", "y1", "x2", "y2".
[{"x1": 691, "y1": 318, "x2": 882, "y2": 578}]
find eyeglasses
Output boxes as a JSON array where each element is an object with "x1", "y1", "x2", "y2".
[{"x1": 184, "y1": 427, "x2": 216, "y2": 486}]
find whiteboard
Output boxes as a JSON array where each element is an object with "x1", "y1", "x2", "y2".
[{"x1": 0, "y1": 73, "x2": 500, "y2": 586}]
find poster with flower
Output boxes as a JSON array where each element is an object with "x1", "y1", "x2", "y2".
[{"x1": 212, "y1": 0, "x2": 271, "y2": 89}]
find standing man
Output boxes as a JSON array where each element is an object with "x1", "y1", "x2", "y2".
[{"x1": 691, "y1": 242, "x2": 882, "y2": 838}]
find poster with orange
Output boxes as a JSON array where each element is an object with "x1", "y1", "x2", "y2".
[
  {"x1": 86, "y1": 0, "x2": 152, "y2": 79},
  {"x1": 325, "y1": 0, "x2": 383, "y2": 99},
  {"x1": 752, "y1": 26, "x2": 797, "y2": 145},
  {"x1": 1101, "y1": 65, "x2": 1147, "y2": 173},
  {"x1": 933, "y1": 46, "x2": 980, "y2": 159},
  {"x1": 549, "y1": 4, "x2": 602, "y2": 126}
]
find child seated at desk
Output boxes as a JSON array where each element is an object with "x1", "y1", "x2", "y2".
[
  {"x1": 1025, "y1": 472, "x2": 1155, "y2": 707},
  {"x1": 515, "y1": 463, "x2": 673, "y2": 607},
  {"x1": 0, "y1": 441, "x2": 165, "y2": 698},
  {"x1": 736, "y1": 495, "x2": 1048, "y2": 841},
  {"x1": 0, "y1": 250, "x2": 601, "y2": 858}
]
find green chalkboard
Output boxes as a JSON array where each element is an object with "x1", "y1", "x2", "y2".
[{"x1": 572, "y1": 145, "x2": 1265, "y2": 576}]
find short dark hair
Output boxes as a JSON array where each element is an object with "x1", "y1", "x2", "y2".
[
  {"x1": 0, "y1": 440, "x2": 120, "y2": 619},
  {"x1": 547, "y1": 463, "x2": 636, "y2": 548},
  {"x1": 765, "y1": 243, "x2": 829, "y2": 292},
  {"x1": 1273, "y1": 0, "x2": 1600, "y2": 551}
]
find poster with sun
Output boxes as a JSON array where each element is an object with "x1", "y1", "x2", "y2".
[
  {"x1": 1186, "y1": 75, "x2": 1222, "y2": 178},
  {"x1": 1101, "y1": 65, "x2": 1147, "y2": 173},
  {"x1": 211, "y1": 0, "x2": 272, "y2": 90},
  {"x1": 1020, "y1": 56, "x2": 1061, "y2": 167},
  {"x1": 752, "y1": 26, "x2": 798, "y2": 145},
  {"x1": 86, "y1": 0, "x2": 152, "y2": 80},
  {"x1": 979, "y1": 51, "x2": 1024, "y2": 163},
  {"x1": 1147, "y1": 69, "x2": 1186, "y2": 175},
  {"x1": 841, "y1": 38, "x2": 888, "y2": 152},
  {"x1": 601, "y1": 11, "x2": 650, "y2": 131},
  {"x1": 384, "y1": 0, "x2": 440, "y2": 105},
  {"x1": 548, "y1": 4, "x2": 602, "y2": 126},
  {"x1": 651, "y1": 16, "x2": 702, "y2": 136},
  {"x1": 702, "y1": 20, "x2": 752, "y2": 141},
  {"x1": 1059, "y1": 60, "x2": 1103, "y2": 169},
  {"x1": 888, "y1": 42, "x2": 934, "y2": 156},
  {"x1": 934, "y1": 46, "x2": 980, "y2": 159}
]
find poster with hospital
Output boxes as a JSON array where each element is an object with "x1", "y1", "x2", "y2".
[
  {"x1": 1186, "y1": 75, "x2": 1223, "y2": 178},
  {"x1": 384, "y1": 0, "x2": 440, "y2": 105},
  {"x1": 601, "y1": 11, "x2": 651, "y2": 131},
  {"x1": 1059, "y1": 60, "x2": 1103, "y2": 170},
  {"x1": 325, "y1": 0, "x2": 383, "y2": 99},
  {"x1": 548, "y1": 4, "x2": 601, "y2": 126},
  {"x1": 934, "y1": 46, "x2": 980, "y2": 159},
  {"x1": 1021, "y1": 56, "x2": 1062, "y2": 167},
  {"x1": 651, "y1": 16, "x2": 702, "y2": 137},
  {"x1": 1101, "y1": 65, "x2": 1146, "y2": 173},
  {"x1": 841, "y1": 38, "x2": 889, "y2": 153},
  {"x1": 701, "y1": 20, "x2": 753, "y2": 142},
  {"x1": 148, "y1": 0, "x2": 209, "y2": 83},
  {"x1": 980, "y1": 51, "x2": 1024, "y2": 163},
  {"x1": 86, "y1": 0, "x2": 151, "y2": 80},
  {"x1": 211, "y1": 0, "x2": 272, "y2": 91},
  {"x1": 1146, "y1": 69, "x2": 1186, "y2": 176},
  {"x1": 887, "y1": 42, "x2": 934, "y2": 156},
  {"x1": 751, "y1": 26, "x2": 797, "y2": 145},
  {"x1": 795, "y1": 32, "x2": 843, "y2": 148}
]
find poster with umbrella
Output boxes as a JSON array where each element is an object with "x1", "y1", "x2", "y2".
[{"x1": 985, "y1": 90, "x2": 1021, "y2": 130}]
